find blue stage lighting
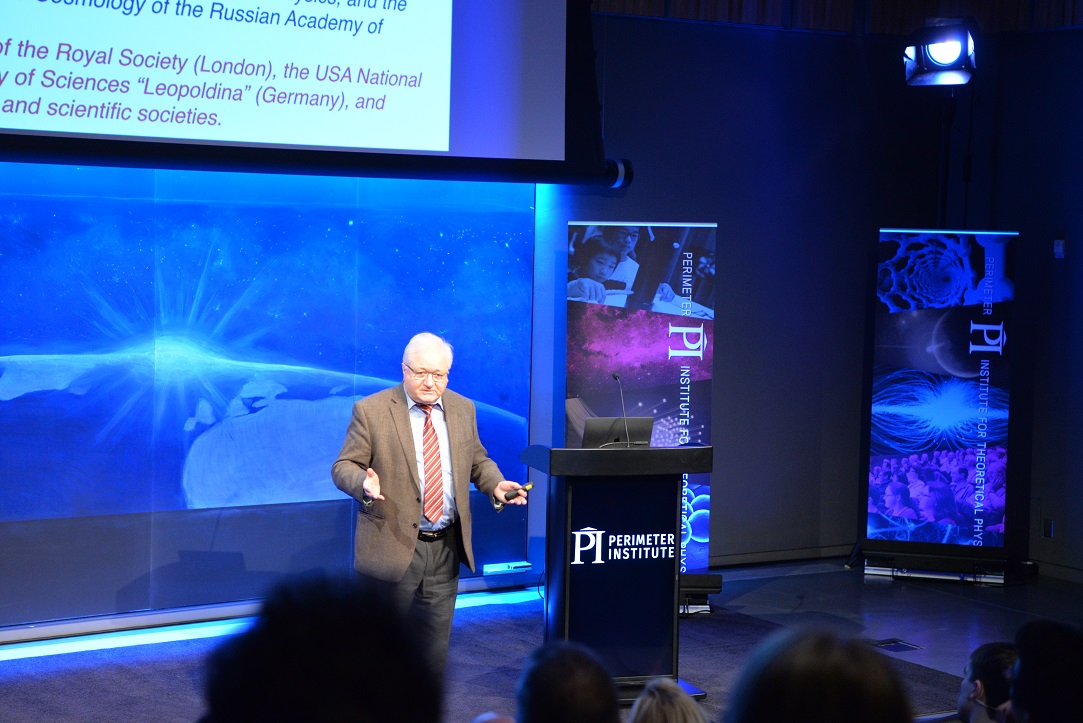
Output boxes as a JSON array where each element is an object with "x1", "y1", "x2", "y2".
[{"x1": 904, "y1": 23, "x2": 976, "y2": 86}]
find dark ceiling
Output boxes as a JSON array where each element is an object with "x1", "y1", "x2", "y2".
[{"x1": 591, "y1": 0, "x2": 1083, "y2": 35}]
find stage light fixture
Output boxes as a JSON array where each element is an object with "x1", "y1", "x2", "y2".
[{"x1": 904, "y1": 22, "x2": 976, "y2": 86}]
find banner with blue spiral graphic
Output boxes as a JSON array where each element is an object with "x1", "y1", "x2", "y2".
[{"x1": 866, "y1": 229, "x2": 1016, "y2": 550}]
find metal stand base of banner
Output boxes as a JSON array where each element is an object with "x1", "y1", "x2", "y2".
[
  {"x1": 677, "y1": 679, "x2": 707, "y2": 700},
  {"x1": 863, "y1": 553, "x2": 1014, "y2": 585},
  {"x1": 864, "y1": 563, "x2": 1005, "y2": 585},
  {"x1": 616, "y1": 679, "x2": 706, "y2": 705},
  {"x1": 678, "y1": 573, "x2": 723, "y2": 614}
]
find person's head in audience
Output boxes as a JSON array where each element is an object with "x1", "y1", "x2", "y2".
[
  {"x1": 515, "y1": 641, "x2": 620, "y2": 723},
  {"x1": 202, "y1": 572, "x2": 441, "y2": 723},
  {"x1": 1009, "y1": 619, "x2": 1083, "y2": 723},
  {"x1": 918, "y1": 479, "x2": 959, "y2": 524},
  {"x1": 957, "y1": 641, "x2": 1016, "y2": 722},
  {"x1": 602, "y1": 225, "x2": 641, "y2": 261},
  {"x1": 952, "y1": 467, "x2": 971, "y2": 487},
  {"x1": 883, "y1": 481, "x2": 917, "y2": 517},
  {"x1": 629, "y1": 676, "x2": 708, "y2": 723},
  {"x1": 988, "y1": 461, "x2": 1008, "y2": 494},
  {"x1": 722, "y1": 628, "x2": 913, "y2": 723}
]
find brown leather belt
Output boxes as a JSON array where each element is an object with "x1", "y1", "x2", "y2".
[{"x1": 417, "y1": 527, "x2": 451, "y2": 542}]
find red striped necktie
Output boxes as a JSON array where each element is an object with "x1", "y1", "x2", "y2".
[{"x1": 417, "y1": 404, "x2": 444, "y2": 524}]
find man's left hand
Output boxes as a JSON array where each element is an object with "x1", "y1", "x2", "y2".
[{"x1": 495, "y1": 480, "x2": 529, "y2": 505}]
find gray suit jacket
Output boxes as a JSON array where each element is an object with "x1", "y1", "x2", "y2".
[{"x1": 331, "y1": 385, "x2": 505, "y2": 581}]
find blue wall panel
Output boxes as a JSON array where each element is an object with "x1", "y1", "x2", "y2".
[{"x1": 0, "y1": 163, "x2": 534, "y2": 625}]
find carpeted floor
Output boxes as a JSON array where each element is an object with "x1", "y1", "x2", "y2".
[
  {"x1": 448, "y1": 597, "x2": 962, "y2": 722},
  {"x1": 0, "y1": 597, "x2": 961, "y2": 722}
]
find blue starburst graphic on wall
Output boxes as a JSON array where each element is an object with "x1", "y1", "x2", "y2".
[{"x1": 0, "y1": 166, "x2": 532, "y2": 522}]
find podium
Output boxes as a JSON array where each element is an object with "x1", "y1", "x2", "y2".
[{"x1": 520, "y1": 444, "x2": 713, "y2": 694}]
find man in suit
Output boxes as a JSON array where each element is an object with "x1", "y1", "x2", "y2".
[{"x1": 331, "y1": 332, "x2": 528, "y2": 677}]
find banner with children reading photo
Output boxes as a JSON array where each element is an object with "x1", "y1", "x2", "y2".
[{"x1": 565, "y1": 222, "x2": 717, "y2": 573}]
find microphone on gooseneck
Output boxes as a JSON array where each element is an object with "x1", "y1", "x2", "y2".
[{"x1": 612, "y1": 372, "x2": 632, "y2": 447}]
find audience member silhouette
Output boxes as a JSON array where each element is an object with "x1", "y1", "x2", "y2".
[
  {"x1": 629, "y1": 676, "x2": 708, "y2": 723},
  {"x1": 1008, "y1": 619, "x2": 1083, "y2": 723},
  {"x1": 201, "y1": 572, "x2": 441, "y2": 723},
  {"x1": 957, "y1": 641, "x2": 1017, "y2": 723},
  {"x1": 721, "y1": 628, "x2": 913, "y2": 723},
  {"x1": 515, "y1": 641, "x2": 620, "y2": 723}
]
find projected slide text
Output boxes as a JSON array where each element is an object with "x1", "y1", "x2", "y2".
[{"x1": 0, "y1": 0, "x2": 452, "y2": 152}]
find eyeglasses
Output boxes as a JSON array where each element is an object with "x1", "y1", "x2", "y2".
[{"x1": 403, "y1": 363, "x2": 448, "y2": 384}]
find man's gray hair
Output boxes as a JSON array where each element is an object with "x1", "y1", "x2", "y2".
[{"x1": 403, "y1": 332, "x2": 454, "y2": 366}]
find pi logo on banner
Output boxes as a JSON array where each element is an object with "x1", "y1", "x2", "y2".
[
  {"x1": 668, "y1": 324, "x2": 708, "y2": 360},
  {"x1": 570, "y1": 527, "x2": 606, "y2": 565},
  {"x1": 969, "y1": 321, "x2": 1007, "y2": 355}
]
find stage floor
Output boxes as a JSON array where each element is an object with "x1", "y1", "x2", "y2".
[
  {"x1": 712, "y1": 557, "x2": 1082, "y2": 677},
  {"x1": 1, "y1": 558, "x2": 1080, "y2": 722}
]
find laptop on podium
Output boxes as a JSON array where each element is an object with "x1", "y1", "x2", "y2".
[{"x1": 581, "y1": 416, "x2": 654, "y2": 449}]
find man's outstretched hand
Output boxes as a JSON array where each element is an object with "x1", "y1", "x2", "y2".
[{"x1": 362, "y1": 467, "x2": 385, "y2": 501}]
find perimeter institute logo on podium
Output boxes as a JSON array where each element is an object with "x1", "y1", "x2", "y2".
[{"x1": 570, "y1": 527, "x2": 676, "y2": 565}]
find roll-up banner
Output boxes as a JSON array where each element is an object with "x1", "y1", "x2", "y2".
[
  {"x1": 864, "y1": 229, "x2": 1016, "y2": 579},
  {"x1": 565, "y1": 222, "x2": 717, "y2": 573}
]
